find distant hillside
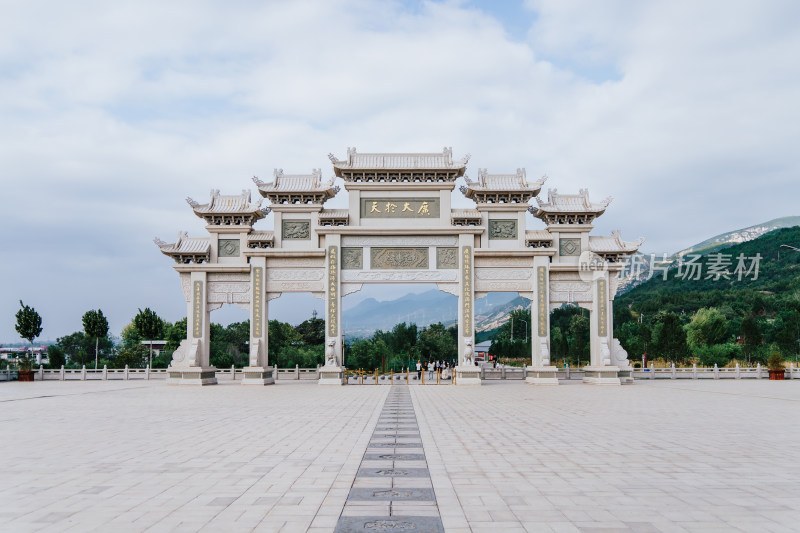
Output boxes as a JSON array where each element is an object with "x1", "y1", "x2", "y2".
[
  {"x1": 673, "y1": 216, "x2": 800, "y2": 259},
  {"x1": 342, "y1": 290, "x2": 524, "y2": 337},
  {"x1": 616, "y1": 226, "x2": 800, "y2": 315},
  {"x1": 618, "y1": 216, "x2": 800, "y2": 294}
]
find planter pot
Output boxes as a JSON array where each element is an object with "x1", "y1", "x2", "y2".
[
  {"x1": 18, "y1": 370, "x2": 35, "y2": 382},
  {"x1": 769, "y1": 369, "x2": 785, "y2": 380}
]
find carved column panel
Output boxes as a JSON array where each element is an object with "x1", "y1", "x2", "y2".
[
  {"x1": 455, "y1": 234, "x2": 480, "y2": 384},
  {"x1": 326, "y1": 236, "x2": 342, "y2": 365},
  {"x1": 189, "y1": 271, "x2": 210, "y2": 367},
  {"x1": 531, "y1": 256, "x2": 551, "y2": 367}
]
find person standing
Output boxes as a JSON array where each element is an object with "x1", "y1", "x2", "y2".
[
  {"x1": 416, "y1": 360, "x2": 422, "y2": 381},
  {"x1": 428, "y1": 360, "x2": 435, "y2": 381}
]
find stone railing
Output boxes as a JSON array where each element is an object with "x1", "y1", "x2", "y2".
[
  {"x1": 632, "y1": 363, "x2": 799, "y2": 380},
  {"x1": 0, "y1": 365, "x2": 322, "y2": 382}
]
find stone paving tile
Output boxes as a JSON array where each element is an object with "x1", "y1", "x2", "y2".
[{"x1": 3, "y1": 379, "x2": 799, "y2": 531}]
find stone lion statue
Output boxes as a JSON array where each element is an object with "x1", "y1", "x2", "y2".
[
  {"x1": 611, "y1": 338, "x2": 630, "y2": 368},
  {"x1": 463, "y1": 338, "x2": 474, "y2": 366},
  {"x1": 325, "y1": 338, "x2": 337, "y2": 367}
]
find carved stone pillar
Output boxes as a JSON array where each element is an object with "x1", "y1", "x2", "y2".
[
  {"x1": 584, "y1": 269, "x2": 620, "y2": 385},
  {"x1": 320, "y1": 237, "x2": 344, "y2": 385},
  {"x1": 167, "y1": 270, "x2": 217, "y2": 385},
  {"x1": 526, "y1": 256, "x2": 558, "y2": 385},
  {"x1": 456, "y1": 238, "x2": 481, "y2": 385},
  {"x1": 242, "y1": 256, "x2": 274, "y2": 385}
]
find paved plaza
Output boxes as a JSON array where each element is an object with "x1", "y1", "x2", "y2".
[{"x1": 1, "y1": 380, "x2": 798, "y2": 532}]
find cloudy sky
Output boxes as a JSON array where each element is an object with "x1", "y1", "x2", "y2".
[{"x1": 2, "y1": 0, "x2": 799, "y2": 343}]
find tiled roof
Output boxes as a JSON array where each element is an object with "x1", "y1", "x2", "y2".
[
  {"x1": 525, "y1": 230, "x2": 553, "y2": 240},
  {"x1": 589, "y1": 231, "x2": 645, "y2": 253},
  {"x1": 319, "y1": 209, "x2": 349, "y2": 218},
  {"x1": 451, "y1": 209, "x2": 482, "y2": 218},
  {"x1": 255, "y1": 168, "x2": 336, "y2": 192},
  {"x1": 187, "y1": 190, "x2": 264, "y2": 214},
  {"x1": 464, "y1": 169, "x2": 545, "y2": 192},
  {"x1": 154, "y1": 232, "x2": 210, "y2": 254},
  {"x1": 329, "y1": 147, "x2": 468, "y2": 170},
  {"x1": 535, "y1": 188, "x2": 612, "y2": 213},
  {"x1": 247, "y1": 231, "x2": 274, "y2": 241}
]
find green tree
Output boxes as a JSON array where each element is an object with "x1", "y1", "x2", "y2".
[
  {"x1": 117, "y1": 344, "x2": 147, "y2": 369},
  {"x1": 133, "y1": 308, "x2": 164, "y2": 368},
  {"x1": 740, "y1": 315, "x2": 763, "y2": 364},
  {"x1": 651, "y1": 311, "x2": 688, "y2": 365},
  {"x1": 47, "y1": 345, "x2": 66, "y2": 369},
  {"x1": 164, "y1": 317, "x2": 187, "y2": 351},
  {"x1": 685, "y1": 307, "x2": 728, "y2": 352},
  {"x1": 568, "y1": 314, "x2": 590, "y2": 367},
  {"x1": 15, "y1": 300, "x2": 43, "y2": 371},
  {"x1": 268, "y1": 319, "x2": 302, "y2": 356},
  {"x1": 296, "y1": 312, "x2": 325, "y2": 346},
  {"x1": 82, "y1": 309, "x2": 109, "y2": 370},
  {"x1": 418, "y1": 323, "x2": 457, "y2": 363}
]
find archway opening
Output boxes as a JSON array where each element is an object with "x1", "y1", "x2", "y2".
[
  {"x1": 549, "y1": 304, "x2": 590, "y2": 368},
  {"x1": 474, "y1": 292, "x2": 531, "y2": 366},
  {"x1": 341, "y1": 283, "x2": 457, "y2": 374},
  {"x1": 267, "y1": 293, "x2": 324, "y2": 369},
  {"x1": 208, "y1": 304, "x2": 250, "y2": 369}
]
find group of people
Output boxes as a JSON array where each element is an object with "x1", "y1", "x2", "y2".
[{"x1": 415, "y1": 360, "x2": 455, "y2": 381}]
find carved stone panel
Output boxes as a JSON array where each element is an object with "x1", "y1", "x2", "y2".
[
  {"x1": 342, "y1": 247, "x2": 363, "y2": 269},
  {"x1": 488, "y1": 220, "x2": 517, "y2": 240},
  {"x1": 282, "y1": 220, "x2": 310, "y2": 239},
  {"x1": 208, "y1": 273, "x2": 250, "y2": 304},
  {"x1": 436, "y1": 247, "x2": 458, "y2": 269},
  {"x1": 559, "y1": 238, "x2": 581, "y2": 256},
  {"x1": 218, "y1": 238, "x2": 240, "y2": 257},
  {"x1": 550, "y1": 280, "x2": 592, "y2": 303},
  {"x1": 360, "y1": 198, "x2": 440, "y2": 218},
  {"x1": 343, "y1": 270, "x2": 457, "y2": 282},
  {"x1": 267, "y1": 269, "x2": 324, "y2": 281},
  {"x1": 371, "y1": 248, "x2": 429, "y2": 270},
  {"x1": 475, "y1": 268, "x2": 532, "y2": 280}
]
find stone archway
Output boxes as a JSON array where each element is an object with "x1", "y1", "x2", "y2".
[{"x1": 155, "y1": 149, "x2": 643, "y2": 386}]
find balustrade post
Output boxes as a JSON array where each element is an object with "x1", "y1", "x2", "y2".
[
  {"x1": 649, "y1": 363, "x2": 654, "y2": 379},
  {"x1": 231, "y1": 365, "x2": 236, "y2": 380},
  {"x1": 60, "y1": 365, "x2": 65, "y2": 381},
  {"x1": 38, "y1": 365, "x2": 44, "y2": 381},
  {"x1": 102, "y1": 365, "x2": 108, "y2": 380},
  {"x1": 756, "y1": 363, "x2": 762, "y2": 379},
  {"x1": 81, "y1": 365, "x2": 86, "y2": 381},
  {"x1": 713, "y1": 363, "x2": 719, "y2": 379},
  {"x1": 692, "y1": 363, "x2": 697, "y2": 379},
  {"x1": 295, "y1": 364, "x2": 300, "y2": 380},
  {"x1": 6, "y1": 364, "x2": 9, "y2": 381},
  {"x1": 146, "y1": 365, "x2": 150, "y2": 380},
  {"x1": 671, "y1": 363, "x2": 676, "y2": 380},
  {"x1": 791, "y1": 363, "x2": 795, "y2": 380},
  {"x1": 501, "y1": 365, "x2": 506, "y2": 379},
  {"x1": 565, "y1": 363, "x2": 570, "y2": 380},
  {"x1": 735, "y1": 363, "x2": 741, "y2": 379},
  {"x1": 124, "y1": 364, "x2": 129, "y2": 380}
]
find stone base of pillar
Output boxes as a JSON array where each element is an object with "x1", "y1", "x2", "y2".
[
  {"x1": 319, "y1": 366, "x2": 344, "y2": 385},
  {"x1": 525, "y1": 366, "x2": 559, "y2": 385},
  {"x1": 455, "y1": 366, "x2": 482, "y2": 385},
  {"x1": 582, "y1": 366, "x2": 621, "y2": 385},
  {"x1": 241, "y1": 367, "x2": 275, "y2": 385},
  {"x1": 167, "y1": 367, "x2": 218, "y2": 385},
  {"x1": 617, "y1": 366, "x2": 634, "y2": 385}
]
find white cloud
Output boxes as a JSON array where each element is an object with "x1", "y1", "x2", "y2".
[{"x1": 1, "y1": 0, "x2": 798, "y2": 341}]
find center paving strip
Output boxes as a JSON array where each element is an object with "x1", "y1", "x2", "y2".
[{"x1": 335, "y1": 387, "x2": 444, "y2": 532}]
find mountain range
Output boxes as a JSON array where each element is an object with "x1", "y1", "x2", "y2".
[{"x1": 342, "y1": 216, "x2": 800, "y2": 336}]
